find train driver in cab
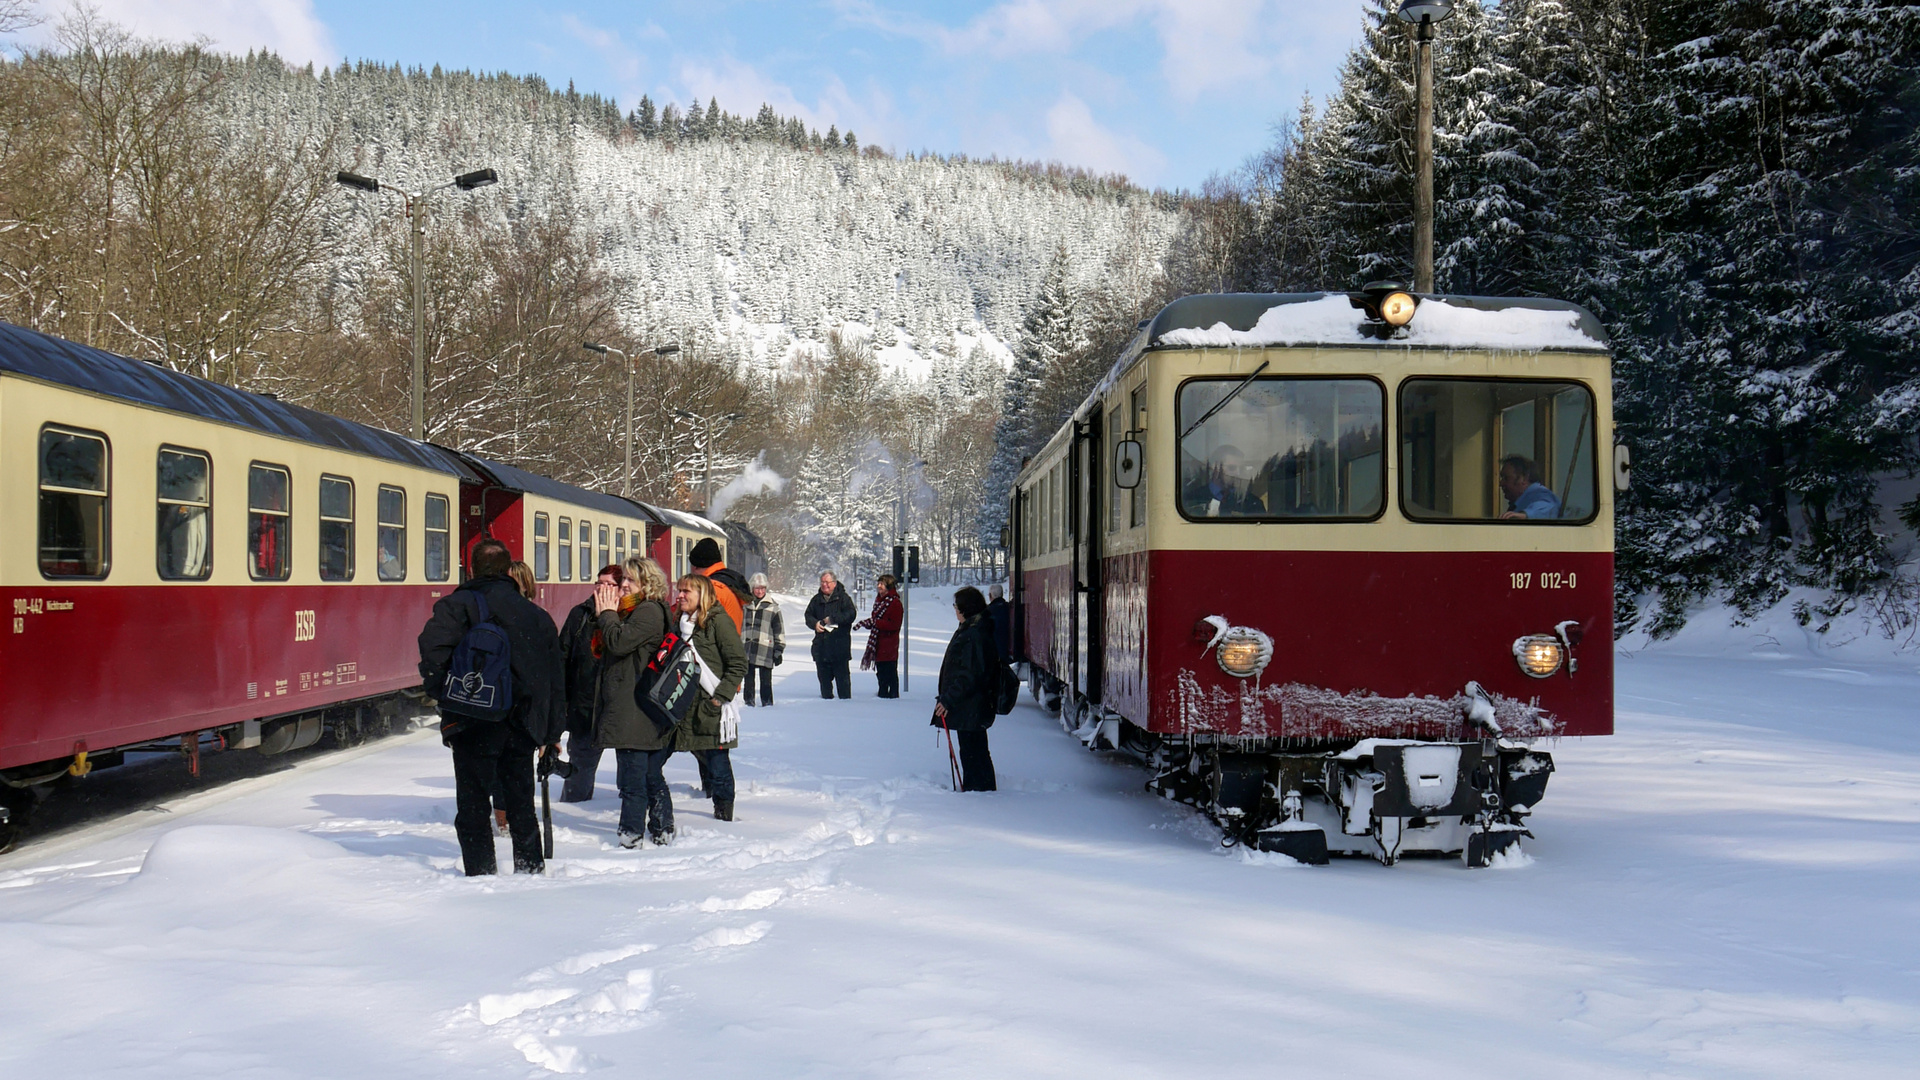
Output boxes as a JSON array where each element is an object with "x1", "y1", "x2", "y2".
[
  {"x1": 1498, "y1": 455, "x2": 1563, "y2": 520},
  {"x1": 1184, "y1": 444, "x2": 1266, "y2": 518}
]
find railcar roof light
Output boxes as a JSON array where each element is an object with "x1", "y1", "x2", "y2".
[
  {"x1": 1513, "y1": 634, "x2": 1564, "y2": 679},
  {"x1": 1379, "y1": 290, "x2": 1418, "y2": 326}
]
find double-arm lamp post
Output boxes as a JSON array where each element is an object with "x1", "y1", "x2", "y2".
[
  {"x1": 581, "y1": 341, "x2": 680, "y2": 498},
  {"x1": 671, "y1": 408, "x2": 744, "y2": 516},
  {"x1": 1396, "y1": 0, "x2": 1454, "y2": 295},
  {"x1": 335, "y1": 167, "x2": 500, "y2": 441}
]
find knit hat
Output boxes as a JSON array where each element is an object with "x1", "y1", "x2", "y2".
[
  {"x1": 688, "y1": 537, "x2": 723, "y2": 569},
  {"x1": 749, "y1": 572, "x2": 769, "y2": 589}
]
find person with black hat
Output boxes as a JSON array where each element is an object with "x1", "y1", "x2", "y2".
[
  {"x1": 933, "y1": 585, "x2": 999, "y2": 791},
  {"x1": 688, "y1": 536, "x2": 753, "y2": 632}
]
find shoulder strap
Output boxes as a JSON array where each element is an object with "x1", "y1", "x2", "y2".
[{"x1": 469, "y1": 590, "x2": 491, "y2": 624}]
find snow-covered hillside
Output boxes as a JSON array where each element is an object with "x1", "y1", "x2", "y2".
[{"x1": 2, "y1": 590, "x2": 1914, "y2": 1076}]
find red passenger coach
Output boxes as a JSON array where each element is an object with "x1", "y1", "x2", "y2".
[{"x1": 1009, "y1": 291, "x2": 1620, "y2": 866}]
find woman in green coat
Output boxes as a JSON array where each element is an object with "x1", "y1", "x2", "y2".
[
  {"x1": 672, "y1": 574, "x2": 748, "y2": 822},
  {"x1": 596, "y1": 557, "x2": 672, "y2": 846}
]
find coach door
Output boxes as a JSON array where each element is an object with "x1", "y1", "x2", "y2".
[{"x1": 1073, "y1": 413, "x2": 1104, "y2": 705}]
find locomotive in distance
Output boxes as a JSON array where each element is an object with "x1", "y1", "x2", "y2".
[
  {"x1": 1006, "y1": 286, "x2": 1622, "y2": 866},
  {"x1": 0, "y1": 321, "x2": 733, "y2": 850}
]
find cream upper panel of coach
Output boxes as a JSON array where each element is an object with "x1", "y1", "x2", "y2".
[
  {"x1": 1110, "y1": 345, "x2": 1613, "y2": 555},
  {"x1": 3, "y1": 376, "x2": 460, "y2": 586}
]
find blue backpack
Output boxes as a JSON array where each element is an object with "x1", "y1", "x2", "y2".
[{"x1": 440, "y1": 591, "x2": 514, "y2": 720}]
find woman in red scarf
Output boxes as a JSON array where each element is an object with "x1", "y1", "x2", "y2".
[{"x1": 855, "y1": 574, "x2": 904, "y2": 699}]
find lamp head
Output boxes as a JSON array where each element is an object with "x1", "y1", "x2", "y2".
[
  {"x1": 581, "y1": 341, "x2": 609, "y2": 354},
  {"x1": 1397, "y1": 0, "x2": 1455, "y2": 24},
  {"x1": 654, "y1": 344, "x2": 681, "y2": 356},
  {"x1": 335, "y1": 170, "x2": 380, "y2": 193},
  {"x1": 453, "y1": 167, "x2": 499, "y2": 190}
]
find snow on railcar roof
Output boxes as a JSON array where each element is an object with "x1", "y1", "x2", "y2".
[
  {"x1": 0, "y1": 321, "x2": 472, "y2": 476},
  {"x1": 456, "y1": 452, "x2": 651, "y2": 521},
  {"x1": 641, "y1": 502, "x2": 725, "y2": 533},
  {"x1": 1147, "y1": 293, "x2": 1610, "y2": 353}
]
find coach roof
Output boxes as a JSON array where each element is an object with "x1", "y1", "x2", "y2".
[
  {"x1": 0, "y1": 321, "x2": 472, "y2": 477},
  {"x1": 1145, "y1": 292, "x2": 1610, "y2": 353}
]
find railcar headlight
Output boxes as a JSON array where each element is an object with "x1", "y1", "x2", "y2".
[
  {"x1": 1379, "y1": 290, "x2": 1418, "y2": 327},
  {"x1": 1214, "y1": 627, "x2": 1273, "y2": 678},
  {"x1": 1512, "y1": 634, "x2": 1564, "y2": 679}
]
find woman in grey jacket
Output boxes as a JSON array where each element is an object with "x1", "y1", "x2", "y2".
[
  {"x1": 595, "y1": 557, "x2": 672, "y2": 846},
  {"x1": 672, "y1": 574, "x2": 748, "y2": 822}
]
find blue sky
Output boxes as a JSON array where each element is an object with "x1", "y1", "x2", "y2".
[{"x1": 40, "y1": 1, "x2": 1373, "y2": 191}]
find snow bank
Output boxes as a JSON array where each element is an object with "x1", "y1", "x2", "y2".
[{"x1": 1155, "y1": 295, "x2": 1605, "y2": 352}]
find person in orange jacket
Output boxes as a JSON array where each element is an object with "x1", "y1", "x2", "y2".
[{"x1": 688, "y1": 537, "x2": 751, "y2": 632}]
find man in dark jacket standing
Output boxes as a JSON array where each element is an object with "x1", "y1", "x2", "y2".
[
  {"x1": 934, "y1": 586, "x2": 999, "y2": 791},
  {"x1": 418, "y1": 538, "x2": 566, "y2": 875},
  {"x1": 557, "y1": 563, "x2": 622, "y2": 802},
  {"x1": 986, "y1": 584, "x2": 1012, "y2": 663},
  {"x1": 804, "y1": 570, "x2": 857, "y2": 699}
]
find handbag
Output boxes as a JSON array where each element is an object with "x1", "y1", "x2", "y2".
[{"x1": 642, "y1": 636, "x2": 701, "y2": 730}]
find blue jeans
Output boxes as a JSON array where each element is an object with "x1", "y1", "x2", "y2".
[
  {"x1": 693, "y1": 748, "x2": 735, "y2": 802},
  {"x1": 614, "y1": 747, "x2": 674, "y2": 837}
]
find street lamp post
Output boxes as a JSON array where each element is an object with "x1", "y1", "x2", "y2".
[
  {"x1": 1396, "y1": 1, "x2": 1454, "y2": 294},
  {"x1": 583, "y1": 341, "x2": 679, "y2": 497},
  {"x1": 336, "y1": 167, "x2": 500, "y2": 441},
  {"x1": 671, "y1": 408, "x2": 744, "y2": 515}
]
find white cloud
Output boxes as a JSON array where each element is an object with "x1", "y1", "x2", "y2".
[
  {"x1": 561, "y1": 14, "x2": 650, "y2": 109},
  {"x1": 673, "y1": 55, "x2": 898, "y2": 149},
  {"x1": 1043, "y1": 92, "x2": 1165, "y2": 182},
  {"x1": 67, "y1": 0, "x2": 335, "y2": 66}
]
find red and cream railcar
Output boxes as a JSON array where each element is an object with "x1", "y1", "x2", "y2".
[{"x1": 1009, "y1": 291, "x2": 1619, "y2": 866}]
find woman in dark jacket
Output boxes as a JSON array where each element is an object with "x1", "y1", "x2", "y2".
[
  {"x1": 558, "y1": 563, "x2": 623, "y2": 802},
  {"x1": 672, "y1": 574, "x2": 748, "y2": 822},
  {"x1": 933, "y1": 586, "x2": 998, "y2": 791},
  {"x1": 594, "y1": 557, "x2": 672, "y2": 846},
  {"x1": 855, "y1": 574, "x2": 904, "y2": 698}
]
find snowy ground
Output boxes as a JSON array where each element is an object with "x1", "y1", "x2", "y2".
[{"x1": 4, "y1": 588, "x2": 1918, "y2": 1077}]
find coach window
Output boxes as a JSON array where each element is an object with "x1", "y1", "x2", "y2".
[
  {"x1": 1107, "y1": 406, "x2": 1125, "y2": 534},
  {"x1": 248, "y1": 463, "x2": 292, "y2": 580},
  {"x1": 1400, "y1": 379, "x2": 1597, "y2": 524},
  {"x1": 533, "y1": 513, "x2": 551, "y2": 580},
  {"x1": 1176, "y1": 377, "x2": 1385, "y2": 521},
  {"x1": 424, "y1": 493, "x2": 451, "y2": 581},
  {"x1": 558, "y1": 518, "x2": 573, "y2": 582},
  {"x1": 615, "y1": 527, "x2": 626, "y2": 566},
  {"x1": 39, "y1": 426, "x2": 110, "y2": 579},
  {"x1": 577, "y1": 519, "x2": 592, "y2": 580},
  {"x1": 318, "y1": 475, "x2": 355, "y2": 581},
  {"x1": 156, "y1": 447, "x2": 212, "y2": 580},
  {"x1": 377, "y1": 485, "x2": 406, "y2": 581}
]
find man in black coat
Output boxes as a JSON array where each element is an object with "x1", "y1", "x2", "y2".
[
  {"x1": 804, "y1": 570, "x2": 857, "y2": 700},
  {"x1": 986, "y1": 584, "x2": 1012, "y2": 663},
  {"x1": 933, "y1": 586, "x2": 999, "y2": 791},
  {"x1": 418, "y1": 538, "x2": 566, "y2": 875},
  {"x1": 558, "y1": 563, "x2": 622, "y2": 802}
]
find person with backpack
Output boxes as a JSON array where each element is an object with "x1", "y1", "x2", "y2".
[
  {"x1": 558, "y1": 563, "x2": 624, "y2": 802},
  {"x1": 741, "y1": 572, "x2": 785, "y2": 706},
  {"x1": 932, "y1": 586, "x2": 1003, "y2": 792},
  {"x1": 672, "y1": 574, "x2": 748, "y2": 822},
  {"x1": 417, "y1": 537, "x2": 566, "y2": 875},
  {"x1": 594, "y1": 557, "x2": 674, "y2": 847},
  {"x1": 688, "y1": 537, "x2": 752, "y2": 632},
  {"x1": 854, "y1": 574, "x2": 904, "y2": 698}
]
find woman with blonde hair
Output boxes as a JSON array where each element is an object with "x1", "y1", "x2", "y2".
[
  {"x1": 673, "y1": 573, "x2": 748, "y2": 822},
  {"x1": 593, "y1": 556, "x2": 673, "y2": 846},
  {"x1": 507, "y1": 560, "x2": 537, "y2": 601}
]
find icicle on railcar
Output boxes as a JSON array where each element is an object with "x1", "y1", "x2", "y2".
[{"x1": 1005, "y1": 287, "x2": 1624, "y2": 866}]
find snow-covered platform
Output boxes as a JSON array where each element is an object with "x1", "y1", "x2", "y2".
[{"x1": 3, "y1": 593, "x2": 1917, "y2": 1077}]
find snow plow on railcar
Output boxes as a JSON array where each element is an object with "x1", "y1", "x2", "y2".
[{"x1": 1006, "y1": 289, "x2": 1620, "y2": 866}]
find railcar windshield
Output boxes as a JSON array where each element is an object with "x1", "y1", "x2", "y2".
[
  {"x1": 1399, "y1": 378, "x2": 1597, "y2": 523},
  {"x1": 1176, "y1": 377, "x2": 1385, "y2": 521}
]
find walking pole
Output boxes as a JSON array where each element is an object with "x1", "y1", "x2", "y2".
[
  {"x1": 939, "y1": 712, "x2": 962, "y2": 791},
  {"x1": 539, "y1": 749, "x2": 555, "y2": 860},
  {"x1": 902, "y1": 585, "x2": 910, "y2": 694}
]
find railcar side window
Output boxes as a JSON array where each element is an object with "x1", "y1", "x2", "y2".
[
  {"x1": 615, "y1": 527, "x2": 626, "y2": 566},
  {"x1": 599, "y1": 524, "x2": 611, "y2": 571},
  {"x1": 1177, "y1": 378, "x2": 1384, "y2": 521},
  {"x1": 377, "y1": 485, "x2": 406, "y2": 581},
  {"x1": 1399, "y1": 379, "x2": 1597, "y2": 523},
  {"x1": 1129, "y1": 386, "x2": 1147, "y2": 528},
  {"x1": 675, "y1": 536, "x2": 685, "y2": 577},
  {"x1": 534, "y1": 513, "x2": 551, "y2": 580},
  {"x1": 248, "y1": 463, "x2": 292, "y2": 580},
  {"x1": 318, "y1": 476, "x2": 354, "y2": 581},
  {"x1": 1108, "y1": 406, "x2": 1124, "y2": 534},
  {"x1": 558, "y1": 518, "x2": 573, "y2": 582},
  {"x1": 424, "y1": 493, "x2": 451, "y2": 581},
  {"x1": 39, "y1": 426, "x2": 110, "y2": 578},
  {"x1": 577, "y1": 519, "x2": 593, "y2": 580},
  {"x1": 157, "y1": 447, "x2": 211, "y2": 580}
]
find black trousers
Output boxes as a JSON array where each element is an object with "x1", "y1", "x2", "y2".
[
  {"x1": 875, "y1": 660, "x2": 898, "y2": 698},
  {"x1": 743, "y1": 666, "x2": 774, "y2": 706},
  {"x1": 958, "y1": 728, "x2": 996, "y2": 791},
  {"x1": 817, "y1": 660, "x2": 851, "y2": 699},
  {"x1": 559, "y1": 728, "x2": 603, "y2": 802},
  {"x1": 448, "y1": 721, "x2": 543, "y2": 875}
]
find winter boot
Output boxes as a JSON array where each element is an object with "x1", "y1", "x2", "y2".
[
  {"x1": 649, "y1": 829, "x2": 675, "y2": 847},
  {"x1": 714, "y1": 798, "x2": 734, "y2": 822}
]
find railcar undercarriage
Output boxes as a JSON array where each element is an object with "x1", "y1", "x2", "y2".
[{"x1": 1034, "y1": 670, "x2": 1553, "y2": 867}]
